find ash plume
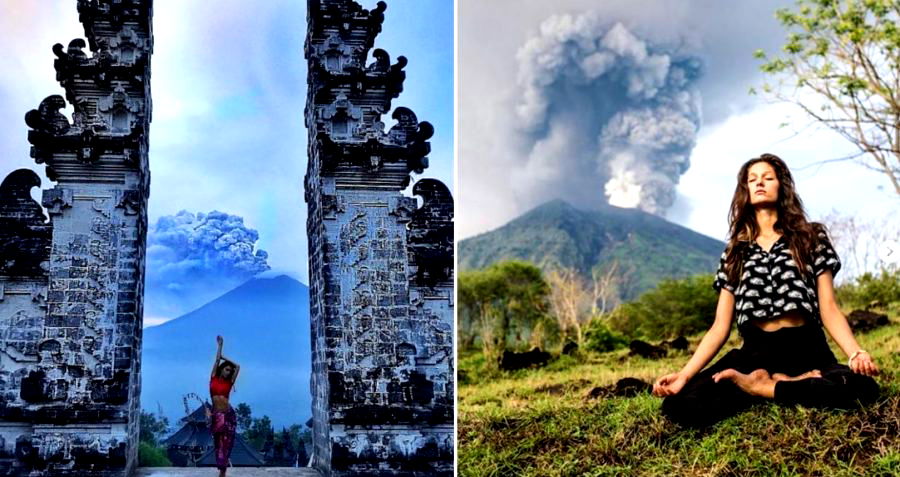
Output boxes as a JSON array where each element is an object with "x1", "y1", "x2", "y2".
[
  {"x1": 513, "y1": 14, "x2": 702, "y2": 214},
  {"x1": 145, "y1": 210, "x2": 270, "y2": 324}
]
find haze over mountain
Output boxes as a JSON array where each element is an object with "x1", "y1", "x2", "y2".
[
  {"x1": 141, "y1": 274, "x2": 311, "y2": 430},
  {"x1": 459, "y1": 199, "x2": 724, "y2": 301}
]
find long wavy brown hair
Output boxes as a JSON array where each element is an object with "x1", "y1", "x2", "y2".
[{"x1": 721, "y1": 153, "x2": 828, "y2": 287}]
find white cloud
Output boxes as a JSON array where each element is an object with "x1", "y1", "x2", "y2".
[{"x1": 675, "y1": 94, "x2": 900, "y2": 243}]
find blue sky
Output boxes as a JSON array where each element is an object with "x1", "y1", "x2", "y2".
[{"x1": 0, "y1": 0, "x2": 454, "y2": 324}]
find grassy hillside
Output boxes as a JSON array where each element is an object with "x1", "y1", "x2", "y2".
[
  {"x1": 458, "y1": 199, "x2": 724, "y2": 300},
  {"x1": 458, "y1": 318, "x2": 900, "y2": 476}
]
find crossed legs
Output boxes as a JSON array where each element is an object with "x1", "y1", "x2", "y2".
[{"x1": 662, "y1": 350, "x2": 880, "y2": 428}]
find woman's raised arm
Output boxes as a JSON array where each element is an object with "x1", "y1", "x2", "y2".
[{"x1": 211, "y1": 335, "x2": 223, "y2": 378}]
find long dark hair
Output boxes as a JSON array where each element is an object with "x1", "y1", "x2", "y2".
[
  {"x1": 722, "y1": 153, "x2": 828, "y2": 286},
  {"x1": 216, "y1": 360, "x2": 235, "y2": 379}
]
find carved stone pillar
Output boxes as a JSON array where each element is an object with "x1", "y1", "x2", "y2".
[
  {"x1": 0, "y1": 1, "x2": 152, "y2": 475},
  {"x1": 305, "y1": 1, "x2": 454, "y2": 475}
]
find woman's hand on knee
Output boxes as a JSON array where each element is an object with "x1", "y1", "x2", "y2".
[
  {"x1": 850, "y1": 352, "x2": 879, "y2": 377},
  {"x1": 653, "y1": 371, "x2": 688, "y2": 397}
]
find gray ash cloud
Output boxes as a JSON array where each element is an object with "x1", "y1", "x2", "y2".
[
  {"x1": 145, "y1": 210, "x2": 270, "y2": 323},
  {"x1": 512, "y1": 14, "x2": 703, "y2": 215}
]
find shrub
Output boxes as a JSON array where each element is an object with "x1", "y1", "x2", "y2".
[
  {"x1": 138, "y1": 441, "x2": 171, "y2": 467},
  {"x1": 606, "y1": 274, "x2": 718, "y2": 340},
  {"x1": 583, "y1": 317, "x2": 628, "y2": 352},
  {"x1": 835, "y1": 268, "x2": 900, "y2": 313}
]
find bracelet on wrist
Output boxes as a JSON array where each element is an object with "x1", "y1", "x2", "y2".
[{"x1": 847, "y1": 349, "x2": 868, "y2": 367}]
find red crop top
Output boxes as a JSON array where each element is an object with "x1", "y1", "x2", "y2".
[{"x1": 210, "y1": 376, "x2": 233, "y2": 398}]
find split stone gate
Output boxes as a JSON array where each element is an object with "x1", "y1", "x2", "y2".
[{"x1": 0, "y1": 0, "x2": 454, "y2": 475}]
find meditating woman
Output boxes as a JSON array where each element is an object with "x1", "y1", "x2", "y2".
[
  {"x1": 208, "y1": 335, "x2": 240, "y2": 475},
  {"x1": 652, "y1": 153, "x2": 880, "y2": 428}
]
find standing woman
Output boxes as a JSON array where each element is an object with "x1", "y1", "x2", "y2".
[
  {"x1": 208, "y1": 335, "x2": 240, "y2": 476},
  {"x1": 652, "y1": 153, "x2": 880, "y2": 428}
]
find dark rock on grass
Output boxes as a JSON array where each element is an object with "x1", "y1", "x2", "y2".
[
  {"x1": 587, "y1": 377, "x2": 652, "y2": 399},
  {"x1": 661, "y1": 336, "x2": 689, "y2": 351},
  {"x1": 499, "y1": 347, "x2": 552, "y2": 371},
  {"x1": 629, "y1": 336, "x2": 689, "y2": 359},
  {"x1": 629, "y1": 340, "x2": 667, "y2": 359},
  {"x1": 847, "y1": 310, "x2": 889, "y2": 332},
  {"x1": 562, "y1": 340, "x2": 579, "y2": 355},
  {"x1": 458, "y1": 368, "x2": 468, "y2": 384}
]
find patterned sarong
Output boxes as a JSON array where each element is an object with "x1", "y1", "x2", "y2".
[{"x1": 209, "y1": 406, "x2": 236, "y2": 470}]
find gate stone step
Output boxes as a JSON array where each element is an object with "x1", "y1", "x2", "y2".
[{"x1": 135, "y1": 468, "x2": 322, "y2": 476}]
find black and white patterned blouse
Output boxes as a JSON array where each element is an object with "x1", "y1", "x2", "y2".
[{"x1": 712, "y1": 231, "x2": 841, "y2": 329}]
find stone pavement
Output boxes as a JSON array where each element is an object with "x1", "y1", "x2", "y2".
[{"x1": 135, "y1": 468, "x2": 321, "y2": 477}]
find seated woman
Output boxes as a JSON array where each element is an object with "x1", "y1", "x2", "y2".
[
  {"x1": 652, "y1": 153, "x2": 881, "y2": 428},
  {"x1": 207, "y1": 335, "x2": 240, "y2": 476}
]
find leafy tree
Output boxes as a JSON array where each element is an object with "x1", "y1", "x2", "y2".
[
  {"x1": 263, "y1": 429, "x2": 275, "y2": 460},
  {"x1": 297, "y1": 437, "x2": 310, "y2": 466},
  {"x1": 234, "y1": 402, "x2": 253, "y2": 434},
  {"x1": 753, "y1": 0, "x2": 900, "y2": 194},
  {"x1": 458, "y1": 261, "x2": 551, "y2": 364},
  {"x1": 494, "y1": 261, "x2": 550, "y2": 347},
  {"x1": 607, "y1": 274, "x2": 718, "y2": 340},
  {"x1": 296, "y1": 426, "x2": 311, "y2": 466},
  {"x1": 139, "y1": 410, "x2": 169, "y2": 447},
  {"x1": 138, "y1": 411, "x2": 171, "y2": 467},
  {"x1": 272, "y1": 429, "x2": 285, "y2": 465},
  {"x1": 268, "y1": 427, "x2": 300, "y2": 466},
  {"x1": 458, "y1": 268, "x2": 503, "y2": 350},
  {"x1": 246, "y1": 415, "x2": 275, "y2": 451}
]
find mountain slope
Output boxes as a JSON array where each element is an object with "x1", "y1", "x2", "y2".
[
  {"x1": 459, "y1": 199, "x2": 724, "y2": 300},
  {"x1": 141, "y1": 274, "x2": 311, "y2": 429}
]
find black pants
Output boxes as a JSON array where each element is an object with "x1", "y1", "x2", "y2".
[{"x1": 661, "y1": 322, "x2": 880, "y2": 428}]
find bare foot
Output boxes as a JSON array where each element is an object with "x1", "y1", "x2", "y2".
[
  {"x1": 772, "y1": 369, "x2": 821, "y2": 382},
  {"x1": 712, "y1": 368, "x2": 776, "y2": 398}
]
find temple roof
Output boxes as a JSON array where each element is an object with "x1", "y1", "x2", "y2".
[
  {"x1": 163, "y1": 405, "x2": 266, "y2": 467},
  {"x1": 197, "y1": 436, "x2": 267, "y2": 467}
]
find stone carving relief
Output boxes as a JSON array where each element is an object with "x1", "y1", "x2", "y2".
[
  {"x1": 115, "y1": 189, "x2": 141, "y2": 216},
  {"x1": 319, "y1": 94, "x2": 364, "y2": 142},
  {"x1": 41, "y1": 190, "x2": 73, "y2": 218},
  {"x1": 389, "y1": 197, "x2": 416, "y2": 224},
  {"x1": 107, "y1": 26, "x2": 149, "y2": 66},
  {"x1": 0, "y1": 170, "x2": 52, "y2": 277},
  {"x1": 321, "y1": 194, "x2": 346, "y2": 220},
  {"x1": 316, "y1": 33, "x2": 363, "y2": 74},
  {"x1": 365, "y1": 48, "x2": 407, "y2": 85},
  {"x1": 0, "y1": 310, "x2": 43, "y2": 361},
  {"x1": 306, "y1": 1, "x2": 454, "y2": 474},
  {"x1": 97, "y1": 83, "x2": 143, "y2": 134},
  {"x1": 407, "y1": 179, "x2": 453, "y2": 287},
  {"x1": 24, "y1": 96, "x2": 71, "y2": 137}
]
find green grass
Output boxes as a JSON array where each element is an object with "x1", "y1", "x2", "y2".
[{"x1": 458, "y1": 319, "x2": 900, "y2": 477}]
